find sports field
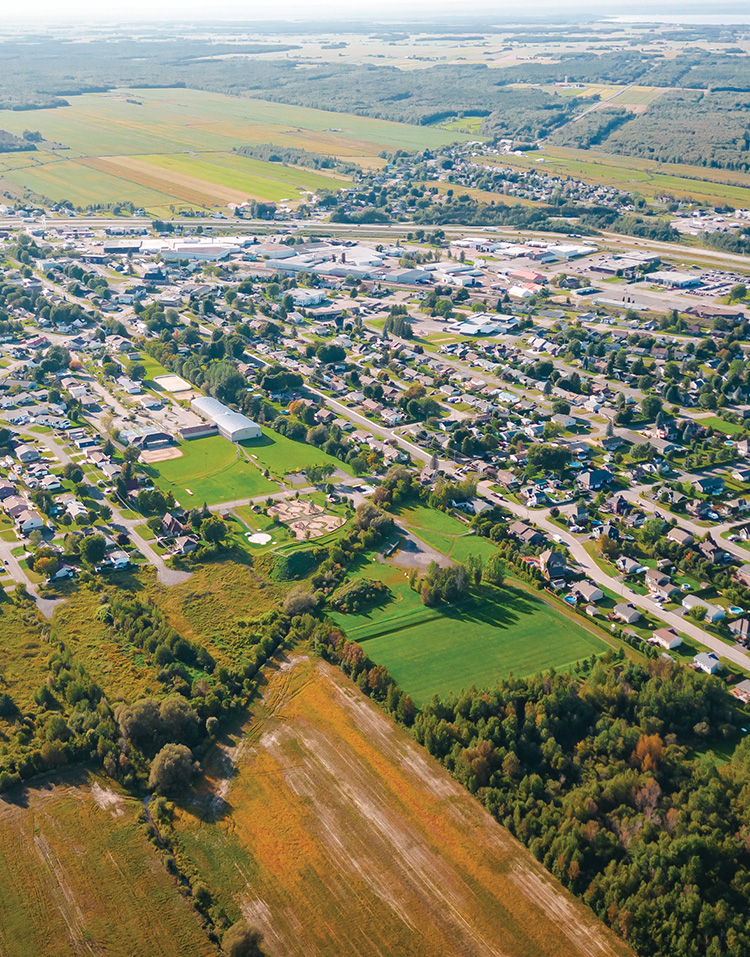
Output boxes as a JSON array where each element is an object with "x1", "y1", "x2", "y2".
[
  {"x1": 242, "y1": 427, "x2": 352, "y2": 478},
  {"x1": 173, "y1": 656, "x2": 631, "y2": 957},
  {"x1": 147, "y1": 435, "x2": 277, "y2": 507},
  {"x1": 0, "y1": 777, "x2": 214, "y2": 957},
  {"x1": 0, "y1": 87, "x2": 469, "y2": 212}
]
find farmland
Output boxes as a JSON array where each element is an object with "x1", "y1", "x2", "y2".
[
  {"x1": 171, "y1": 655, "x2": 631, "y2": 957},
  {"x1": 0, "y1": 87, "x2": 468, "y2": 212},
  {"x1": 145, "y1": 435, "x2": 277, "y2": 507},
  {"x1": 0, "y1": 776, "x2": 215, "y2": 957},
  {"x1": 487, "y1": 145, "x2": 750, "y2": 207}
]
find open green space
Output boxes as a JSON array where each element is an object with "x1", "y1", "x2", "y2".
[
  {"x1": 332, "y1": 562, "x2": 606, "y2": 705},
  {"x1": 697, "y1": 416, "x2": 744, "y2": 436},
  {"x1": 146, "y1": 435, "x2": 276, "y2": 507},
  {"x1": 241, "y1": 427, "x2": 352, "y2": 479}
]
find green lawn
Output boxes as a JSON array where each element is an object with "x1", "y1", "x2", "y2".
[
  {"x1": 698, "y1": 416, "x2": 744, "y2": 436},
  {"x1": 146, "y1": 436, "x2": 276, "y2": 507},
  {"x1": 332, "y1": 566, "x2": 606, "y2": 705},
  {"x1": 241, "y1": 427, "x2": 352, "y2": 479}
]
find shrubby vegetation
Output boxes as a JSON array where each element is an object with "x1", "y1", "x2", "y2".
[{"x1": 330, "y1": 578, "x2": 391, "y2": 614}]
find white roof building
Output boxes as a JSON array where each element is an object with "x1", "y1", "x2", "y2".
[{"x1": 190, "y1": 396, "x2": 261, "y2": 442}]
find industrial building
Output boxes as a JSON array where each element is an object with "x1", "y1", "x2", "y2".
[{"x1": 190, "y1": 396, "x2": 261, "y2": 442}]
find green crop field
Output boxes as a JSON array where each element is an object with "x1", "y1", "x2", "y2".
[
  {"x1": 146, "y1": 436, "x2": 276, "y2": 507},
  {"x1": 0, "y1": 87, "x2": 469, "y2": 211},
  {"x1": 331, "y1": 561, "x2": 605, "y2": 704},
  {"x1": 241, "y1": 427, "x2": 352, "y2": 478}
]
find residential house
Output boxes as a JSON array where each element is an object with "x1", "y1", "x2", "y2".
[
  {"x1": 667, "y1": 527, "x2": 694, "y2": 547},
  {"x1": 651, "y1": 627, "x2": 683, "y2": 650},
  {"x1": 731, "y1": 678, "x2": 750, "y2": 703},
  {"x1": 694, "y1": 652, "x2": 720, "y2": 674},
  {"x1": 728, "y1": 618, "x2": 750, "y2": 643},
  {"x1": 16, "y1": 509, "x2": 44, "y2": 534},
  {"x1": 571, "y1": 581, "x2": 604, "y2": 603},
  {"x1": 577, "y1": 468, "x2": 612, "y2": 492},
  {"x1": 616, "y1": 556, "x2": 646, "y2": 575},
  {"x1": 699, "y1": 539, "x2": 726, "y2": 564},
  {"x1": 593, "y1": 521, "x2": 620, "y2": 541},
  {"x1": 15, "y1": 444, "x2": 39, "y2": 464},
  {"x1": 172, "y1": 535, "x2": 199, "y2": 556},
  {"x1": 645, "y1": 568, "x2": 680, "y2": 600},
  {"x1": 161, "y1": 512, "x2": 185, "y2": 538},
  {"x1": 539, "y1": 548, "x2": 568, "y2": 581},
  {"x1": 682, "y1": 594, "x2": 725, "y2": 623},
  {"x1": 736, "y1": 564, "x2": 750, "y2": 588},
  {"x1": 613, "y1": 603, "x2": 642, "y2": 625},
  {"x1": 508, "y1": 520, "x2": 544, "y2": 546},
  {"x1": 693, "y1": 475, "x2": 725, "y2": 496}
]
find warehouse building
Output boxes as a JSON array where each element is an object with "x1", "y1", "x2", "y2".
[{"x1": 190, "y1": 396, "x2": 261, "y2": 442}]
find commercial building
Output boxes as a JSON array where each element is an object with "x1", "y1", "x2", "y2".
[{"x1": 190, "y1": 396, "x2": 261, "y2": 442}]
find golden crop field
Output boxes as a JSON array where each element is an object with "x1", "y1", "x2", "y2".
[
  {"x1": 0, "y1": 87, "x2": 469, "y2": 211},
  {"x1": 172, "y1": 656, "x2": 632, "y2": 957},
  {"x1": 0, "y1": 776, "x2": 215, "y2": 957}
]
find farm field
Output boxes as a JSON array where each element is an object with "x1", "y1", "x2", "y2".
[
  {"x1": 331, "y1": 557, "x2": 606, "y2": 704},
  {"x1": 0, "y1": 87, "x2": 469, "y2": 211},
  {"x1": 173, "y1": 655, "x2": 631, "y2": 957},
  {"x1": 488, "y1": 145, "x2": 750, "y2": 207},
  {"x1": 146, "y1": 435, "x2": 277, "y2": 507},
  {"x1": 241, "y1": 427, "x2": 352, "y2": 479},
  {"x1": 0, "y1": 776, "x2": 215, "y2": 957}
]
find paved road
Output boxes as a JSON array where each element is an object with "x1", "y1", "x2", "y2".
[
  {"x1": 307, "y1": 384, "x2": 750, "y2": 669},
  {"x1": 477, "y1": 482, "x2": 750, "y2": 672}
]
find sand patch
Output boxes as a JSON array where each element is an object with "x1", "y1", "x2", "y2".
[{"x1": 140, "y1": 446, "x2": 183, "y2": 464}]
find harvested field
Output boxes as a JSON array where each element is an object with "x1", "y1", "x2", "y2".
[
  {"x1": 0, "y1": 776, "x2": 214, "y2": 957},
  {"x1": 81, "y1": 155, "x2": 254, "y2": 207},
  {"x1": 174, "y1": 656, "x2": 632, "y2": 957},
  {"x1": 0, "y1": 87, "x2": 467, "y2": 210}
]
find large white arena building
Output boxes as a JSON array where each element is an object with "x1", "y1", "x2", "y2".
[{"x1": 190, "y1": 396, "x2": 262, "y2": 442}]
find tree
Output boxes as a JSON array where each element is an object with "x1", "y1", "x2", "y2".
[
  {"x1": 80, "y1": 534, "x2": 106, "y2": 566},
  {"x1": 483, "y1": 554, "x2": 506, "y2": 586},
  {"x1": 306, "y1": 463, "x2": 335, "y2": 484},
  {"x1": 222, "y1": 921, "x2": 265, "y2": 957},
  {"x1": 129, "y1": 362, "x2": 147, "y2": 380},
  {"x1": 641, "y1": 395, "x2": 663, "y2": 421},
  {"x1": 200, "y1": 515, "x2": 228, "y2": 545},
  {"x1": 34, "y1": 551, "x2": 60, "y2": 580},
  {"x1": 148, "y1": 743, "x2": 197, "y2": 794},
  {"x1": 526, "y1": 444, "x2": 571, "y2": 475}
]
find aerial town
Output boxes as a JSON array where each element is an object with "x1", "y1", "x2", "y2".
[
  {"x1": 1, "y1": 206, "x2": 750, "y2": 689},
  {"x1": 5, "y1": 10, "x2": 750, "y2": 957}
]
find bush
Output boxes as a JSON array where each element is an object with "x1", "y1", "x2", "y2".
[
  {"x1": 148, "y1": 743, "x2": 198, "y2": 795},
  {"x1": 222, "y1": 921, "x2": 265, "y2": 957}
]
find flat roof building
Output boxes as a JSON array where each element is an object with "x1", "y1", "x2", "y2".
[{"x1": 190, "y1": 396, "x2": 261, "y2": 442}]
